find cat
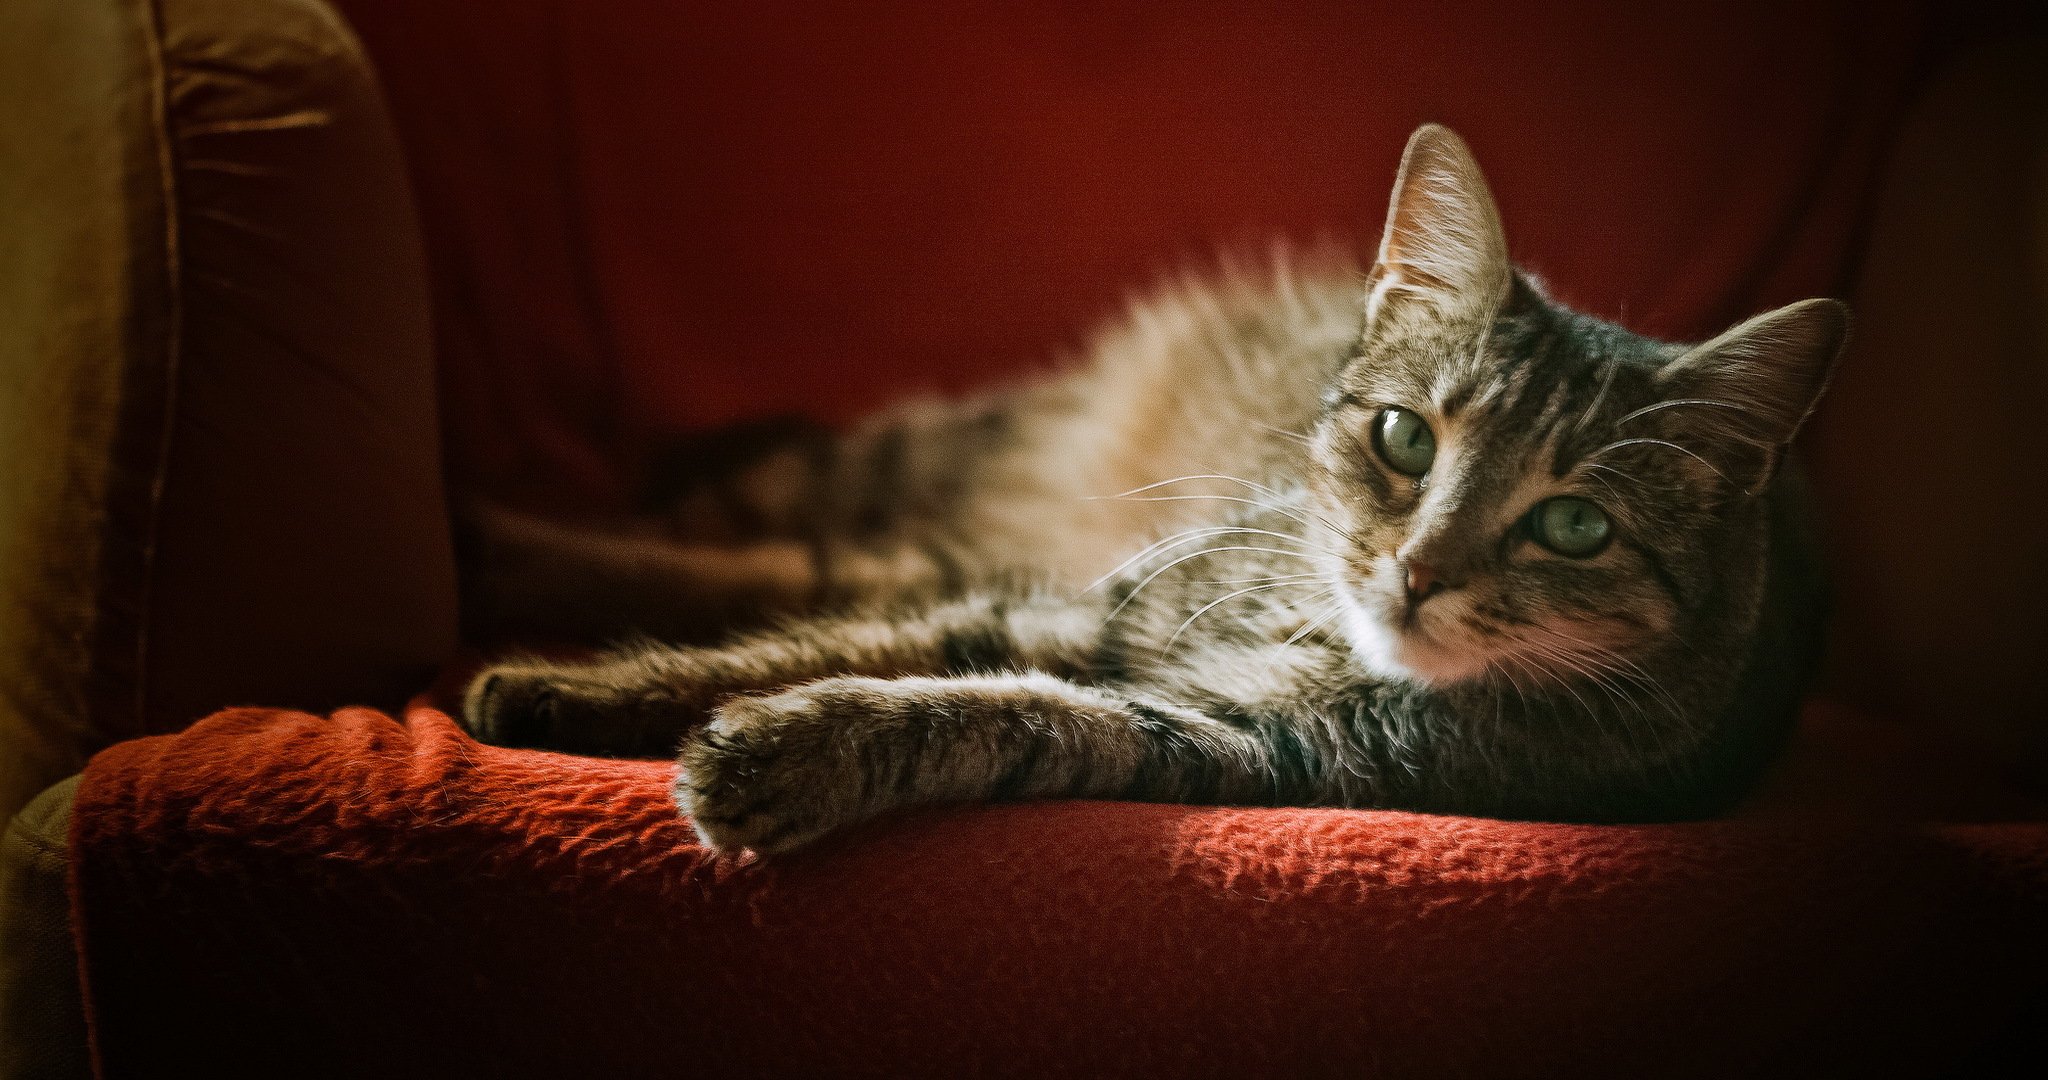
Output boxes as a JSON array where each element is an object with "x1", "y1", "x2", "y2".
[{"x1": 460, "y1": 124, "x2": 1846, "y2": 855}]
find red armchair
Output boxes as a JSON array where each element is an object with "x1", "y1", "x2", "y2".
[{"x1": 3, "y1": 1, "x2": 2045, "y2": 1075}]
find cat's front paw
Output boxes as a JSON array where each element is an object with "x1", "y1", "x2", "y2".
[
  {"x1": 463, "y1": 661, "x2": 575, "y2": 748},
  {"x1": 674, "y1": 690, "x2": 866, "y2": 854}
]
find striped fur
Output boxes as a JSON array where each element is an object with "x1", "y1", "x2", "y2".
[{"x1": 462, "y1": 126, "x2": 1847, "y2": 853}]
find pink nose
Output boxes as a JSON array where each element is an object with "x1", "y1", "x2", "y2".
[{"x1": 1405, "y1": 562, "x2": 1444, "y2": 606}]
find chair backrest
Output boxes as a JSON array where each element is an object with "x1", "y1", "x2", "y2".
[{"x1": 333, "y1": 0, "x2": 1931, "y2": 492}]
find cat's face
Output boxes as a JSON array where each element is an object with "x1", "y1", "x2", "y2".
[
  {"x1": 1309, "y1": 127, "x2": 1845, "y2": 689},
  {"x1": 1312, "y1": 293, "x2": 1695, "y2": 687}
]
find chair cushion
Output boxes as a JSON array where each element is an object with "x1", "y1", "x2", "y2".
[{"x1": 66, "y1": 690, "x2": 2048, "y2": 1077}]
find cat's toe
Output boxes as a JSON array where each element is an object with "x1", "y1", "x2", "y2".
[
  {"x1": 461, "y1": 666, "x2": 562, "y2": 748},
  {"x1": 673, "y1": 698, "x2": 842, "y2": 854}
]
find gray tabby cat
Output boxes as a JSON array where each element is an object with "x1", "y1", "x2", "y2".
[{"x1": 461, "y1": 125, "x2": 1846, "y2": 855}]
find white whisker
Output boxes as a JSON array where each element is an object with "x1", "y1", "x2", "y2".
[
  {"x1": 1162, "y1": 580, "x2": 1320, "y2": 655},
  {"x1": 1283, "y1": 598, "x2": 1344, "y2": 646},
  {"x1": 1566, "y1": 356, "x2": 1622, "y2": 443},
  {"x1": 1613, "y1": 398, "x2": 1748, "y2": 427},
  {"x1": 1103, "y1": 545, "x2": 1322, "y2": 624},
  {"x1": 1094, "y1": 472, "x2": 1363, "y2": 544},
  {"x1": 1092, "y1": 491, "x2": 1326, "y2": 537},
  {"x1": 1250, "y1": 420, "x2": 1317, "y2": 447},
  {"x1": 1083, "y1": 524, "x2": 1321, "y2": 594},
  {"x1": 1585, "y1": 437, "x2": 1729, "y2": 484},
  {"x1": 1192, "y1": 573, "x2": 1327, "y2": 586},
  {"x1": 1581, "y1": 461, "x2": 1645, "y2": 493},
  {"x1": 1098, "y1": 473, "x2": 1296, "y2": 504}
]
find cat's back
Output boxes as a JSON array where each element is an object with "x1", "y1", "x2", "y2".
[{"x1": 948, "y1": 252, "x2": 1365, "y2": 583}]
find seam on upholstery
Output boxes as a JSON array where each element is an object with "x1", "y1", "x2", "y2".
[{"x1": 133, "y1": 0, "x2": 184, "y2": 739}]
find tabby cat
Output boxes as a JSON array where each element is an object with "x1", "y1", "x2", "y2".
[{"x1": 462, "y1": 125, "x2": 1846, "y2": 855}]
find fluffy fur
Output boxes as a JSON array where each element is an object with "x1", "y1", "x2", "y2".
[{"x1": 461, "y1": 126, "x2": 1847, "y2": 854}]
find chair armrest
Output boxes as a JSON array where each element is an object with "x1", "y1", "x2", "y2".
[
  {"x1": 0, "y1": 0, "x2": 458, "y2": 832},
  {"x1": 0, "y1": 777, "x2": 87, "y2": 1080}
]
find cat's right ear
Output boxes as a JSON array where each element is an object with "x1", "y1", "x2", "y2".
[
  {"x1": 1364, "y1": 124, "x2": 1513, "y2": 329},
  {"x1": 1651, "y1": 298, "x2": 1851, "y2": 494}
]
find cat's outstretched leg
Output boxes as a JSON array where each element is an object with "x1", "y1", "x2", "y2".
[
  {"x1": 675, "y1": 673, "x2": 1288, "y2": 854},
  {"x1": 462, "y1": 590, "x2": 1105, "y2": 756},
  {"x1": 462, "y1": 397, "x2": 1032, "y2": 646}
]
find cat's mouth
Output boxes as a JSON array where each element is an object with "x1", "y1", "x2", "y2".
[{"x1": 1332, "y1": 578, "x2": 1495, "y2": 687}]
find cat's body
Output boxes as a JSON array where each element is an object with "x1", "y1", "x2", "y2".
[{"x1": 463, "y1": 126, "x2": 1844, "y2": 854}]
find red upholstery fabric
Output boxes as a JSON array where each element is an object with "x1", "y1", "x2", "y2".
[
  {"x1": 68, "y1": 693, "x2": 2047, "y2": 1077},
  {"x1": 329, "y1": 0, "x2": 1933, "y2": 507}
]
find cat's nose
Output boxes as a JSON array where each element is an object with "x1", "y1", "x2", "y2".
[{"x1": 1404, "y1": 561, "x2": 1447, "y2": 606}]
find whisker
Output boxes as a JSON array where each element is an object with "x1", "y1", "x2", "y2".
[
  {"x1": 1582, "y1": 470, "x2": 1628, "y2": 506},
  {"x1": 1187, "y1": 525, "x2": 1343, "y2": 560},
  {"x1": 1120, "y1": 472, "x2": 1371, "y2": 546},
  {"x1": 1613, "y1": 398, "x2": 1748, "y2": 427},
  {"x1": 1584, "y1": 437, "x2": 1730, "y2": 484},
  {"x1": 1250, "y1": 420, "x2": 1317, "y2": 447},
  {"x1": 1083, "y1": 524, "x2": 1323, "y2": 594},
  {"x1": 1490, "y1": 656, "x2": 1535, "y2": 722},
  {"x1": 1099, "y1": 472, "x2": 1366, "y2": 544},
  {"x1": 1530, "y1": 631, "x2": 1682, "y2": 719},
  {"x1": 1502, "y1": 624, "x2": 1689, "y2": 738},
  {"x1": 1566, "y1": 356, "x2": 1622, "y2": 444},
  {"x1": 1580, "y1": 461, "x2": 1647, "y2": 493},
  {"x1": 1092, "y1": 491, "x2": 1328, "y2": 538},
  {"x1": 1507, "y1": 639, "x2": 1613, "y2": 737},
  {"x1": 1097, "y1": 473, "x2": 1298, "y2": 504},
  {"x1": 1192, "y1": 573, "x2": 1327, "y2": 586},
  {"x1": 1162, "y1": 580, "x2": 1320, "y2": 655},
  {"x1": 1510, "y1": 647, "x2": 1600, "y2": 722},
  {"x1": 1103, "y1": 545, "x2": 1323, "y2": 624},
  {"x1": 1283, "y1": 598, "x2": 1344, "y2": 646}
]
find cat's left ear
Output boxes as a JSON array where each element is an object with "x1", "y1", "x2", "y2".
[
  {"x1": 1651, "y1": 298, "x2": 1850, "y2": 493},
  {"x1": 1364, "y1": 124, "x2": 1513, "y2": 329}
]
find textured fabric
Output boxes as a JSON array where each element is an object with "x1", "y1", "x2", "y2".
[
  {"x1": 329, "y1": 0, "x2": 1934, "y2": 509},
  {"x1": 67, "y1": 693, "x2": 2047, "y2": 1078},
  {"x1": 0, "y1": 778, "x2": 88, "y2": 1080},
  {"x1": 0, "y1": 0, "x2": 458, "y2": 832}
]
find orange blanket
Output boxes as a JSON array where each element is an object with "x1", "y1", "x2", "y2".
[{"x1": 69, "y1": 695, "x2": 2046, "y2": 1077}]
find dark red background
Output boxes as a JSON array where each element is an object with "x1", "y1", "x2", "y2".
[{"x1": 334, "y1": 0, "x2": 1934, "y2": 507}]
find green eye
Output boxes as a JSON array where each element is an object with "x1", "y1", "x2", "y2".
[
  {"x1": 1373, "y1": 407, "x2": 1436, "y2": 477},
  {"x1": 1532, "y1": 497, "x2": 1612, "y2": 558}
]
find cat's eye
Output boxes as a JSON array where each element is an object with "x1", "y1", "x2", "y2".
[
  {"x1": 1372, "y1": 407, "x2": 1436, "y2": 477},
  {"x1": 1530, "y1": 497, "x2": 1612, "y2": 558}
]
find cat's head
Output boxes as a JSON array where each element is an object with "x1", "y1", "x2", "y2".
[{"x1": 1309, "y1": 125, "x2": 1847, "y2": 689}]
